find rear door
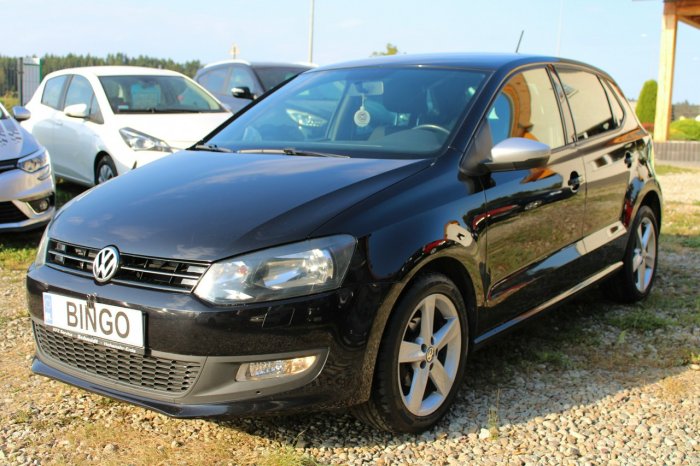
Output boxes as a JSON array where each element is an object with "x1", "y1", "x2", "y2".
[
  {"x1": 478, "y1": 66, "x2": 587, "y2": 333},
  {"x1": 555, "y1": 68, "x2": 633, "y2": 266}
]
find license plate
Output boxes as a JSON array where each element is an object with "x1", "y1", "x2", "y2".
[{"x1": 42, "y1": 292, "x2": 144, "y2": 351}]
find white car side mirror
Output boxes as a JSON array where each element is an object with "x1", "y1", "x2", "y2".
[{"x1": 64, "y1": 103, "x2": 89, "y2": 119}]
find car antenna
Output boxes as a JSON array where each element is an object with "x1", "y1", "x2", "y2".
[{"x1": 515, "y1": 30, "x2": 525, "y2": 53}]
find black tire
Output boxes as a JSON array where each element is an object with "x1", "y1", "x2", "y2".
[
  {"x1": 353, "y1": 273, "x2": 469, "y2": 433},
  {"x1": 603, "y1": 205, "x2": 659, "y2": 303},
  {"x1": 95, "y1": 155, "x2": 117, "y2": 184}
]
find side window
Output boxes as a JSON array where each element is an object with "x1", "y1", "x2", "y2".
[
  {"x1": 487, "y1": 68, "x2": 565, "y2": 149},
  {"x1": 230, "y1": 65, "x2": 259, "y2": 94},
  {"x1": 556, "y1": 69, "x2": 616, "y2": 140},
  {"x1": 41, "y1": 75, "x2": 68, "y2": 109},
  {"x1": 64, "y1": 75, "x2": 95, "y2": 109},
  {"x1": 199, "y1": 67, "x2": 229, "y2": 94},
  {"x1": 603, "y1": 80, "x2": 625, "y2": 127}
]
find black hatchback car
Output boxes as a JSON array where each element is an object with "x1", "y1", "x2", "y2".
[{"x1": 27, "y1": 53, "x2": 662, "y2": 433}]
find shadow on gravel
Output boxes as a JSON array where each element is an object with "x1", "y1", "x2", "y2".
[{"x1": 214, "y1": 268, "x2": 697, "y2": 450}]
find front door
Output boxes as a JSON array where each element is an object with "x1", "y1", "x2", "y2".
[{"x1": 478, "y1": 67, "x2": 587, "y2": 335}]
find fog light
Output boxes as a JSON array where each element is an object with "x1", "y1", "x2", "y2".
[
  {"x1": 237, "y1": 355, "x2": 317, "y2": 381},
  {"x1": 27, "y1": 196, "x2": 53, "y2": 213}
]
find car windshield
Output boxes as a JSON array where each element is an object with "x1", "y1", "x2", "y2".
[
  {"x1": 99, "y1": 75, "x2": 225, "y2": 114},
  {"x1": 206, "y1": 67, "x2": 487, "y2": 159},
  {"x1": 254, "y1": 66, "x2": 311, "y2": 91}
]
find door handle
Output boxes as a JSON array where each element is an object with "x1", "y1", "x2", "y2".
[
  {"x1": 568, "y1": 172, "x2": 584, "y2": 192},
  {"x1": 624, "y1": 151, "x2": 633, "y2": 168}
]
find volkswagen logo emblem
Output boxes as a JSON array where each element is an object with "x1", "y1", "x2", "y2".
[{"x1": 93, "y1": 246, "x2": 120, "y2": 283}]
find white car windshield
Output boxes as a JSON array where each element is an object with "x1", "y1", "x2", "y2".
[
  {"x1": 206, "y1": 67, "x2": 487, "y2": 159},
  {"x1": 99, "y1": 75, "x2": 225, "y2": 114}
]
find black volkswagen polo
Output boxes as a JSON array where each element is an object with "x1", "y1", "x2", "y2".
[{"x1": 27, "y1": 54, "x2": 662, "y2": 433}]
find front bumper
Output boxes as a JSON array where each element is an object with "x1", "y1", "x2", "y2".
[
  {"x1": 27, "y1": 264, "x2": 384, "y2": 417},
  {"x1": 0, "y1": 165, "x2": 54, "y2": 231}
]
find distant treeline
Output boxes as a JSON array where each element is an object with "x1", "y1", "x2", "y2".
[{"x1": 0, "y1": 53, "x2": 203, "y2": 95}]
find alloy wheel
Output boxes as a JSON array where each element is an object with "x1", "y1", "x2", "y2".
[
  {"x1": 632, "y1": 217, "x2": 656, "y2": 293},
  {"x1": 398, "y1": 293, "x2": 462, "y2": 416}
]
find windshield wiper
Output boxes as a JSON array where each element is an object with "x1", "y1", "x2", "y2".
[
  {"x1": 192, "y1": 144, "x2": 233, "y2": 153},
  {"x1": 236, "y1": 148, "x2": 348, "y2": 158}
]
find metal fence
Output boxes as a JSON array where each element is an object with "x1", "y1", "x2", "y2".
[{"x1": 19, "y1": 57, "x2": 42, "y2": 104}]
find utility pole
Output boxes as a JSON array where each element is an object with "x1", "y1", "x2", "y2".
[{"x1": 308, "y1": 0, "x2": 315, "y2": 63}]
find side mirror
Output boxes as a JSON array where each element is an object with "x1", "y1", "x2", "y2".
[
  {"x1": 64, "y1": 103, "x2": 89, "y2": 119},
  {"x1": 231, "y1": 86, "x2": 255, "y2": 100},
  {"x1": 484, "y1": 137, "x2": 551, "y2": 172},
  {"x1": 12, "y1": 106, "x2": 31, "y2": 122}
]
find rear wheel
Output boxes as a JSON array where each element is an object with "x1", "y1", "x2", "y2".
[
  {"x1": 354, "y1": 273, "x2": 468, "y2": 433},
  {"x1": 95, "y1": 155, "x2": 117, "y2": 184},
  {"x1": 603, "y1": 205, "x2": 659, "y2": 303}
]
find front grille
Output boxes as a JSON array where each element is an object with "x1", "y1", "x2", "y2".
[
  {"x1": 0, "y1": 201, "x2": 27, "y2": 223},
  {"x1": 46, "y1": 240, "x2": 209, "y2": 293},
  {"x1": 0, "y1": 158, "x2": 18, "y2": 174},
  {"x1": 34, "y1": 323, "x2": 202, "y2": 394}
]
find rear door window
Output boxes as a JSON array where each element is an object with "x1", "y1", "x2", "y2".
[
  {"x1": 199, "y1": 67, "x2": 230, "y2": 94},
  {"x1": 41, "y1": 75, "x2": 69, "y2": 109},
  {"x1": 556, "y1": 69, "x2": 618, "y2": 140}
]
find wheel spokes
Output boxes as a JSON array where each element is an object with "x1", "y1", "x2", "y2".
[
  {"x1": 399, "y1": 341, "x2": 424, "y2": 364},
  {"x1": 433, "y1": 318, "x2": 459, "y2": 350},
  {"x1": 429, "y1": 360, "x2": 451, "y2": 396},
  {"x1": 419, "y1": 296, "x2": 435, "y2": 343},
  {"x1": 406, "y1": 366, "x2": 430, "y2": 413}
]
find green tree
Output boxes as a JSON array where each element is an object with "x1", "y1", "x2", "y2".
[
  {"x1": 636, "y1": 80, "x2": 657, "y2": 125},
  {"x1": 371, "y1": 43, "x2": 399, "y2": 57}
]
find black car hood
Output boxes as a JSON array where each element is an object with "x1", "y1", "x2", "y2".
[
  {"x1": 51, "y1": 151, "x2": 430, "y2": 261},
  {"x1": 0, "y1": 117, "x2": 41, "y2": 160}
]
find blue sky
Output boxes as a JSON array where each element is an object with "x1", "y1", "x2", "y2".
[{"x1": 4, "y1": 0, "x2": 699, "y2": 102}]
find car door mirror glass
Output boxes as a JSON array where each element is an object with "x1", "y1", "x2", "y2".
[
  {"x1": 232, "y1": 86, "x2": 255, "y2": 100},
  {"x1": 64, "y1": 103, "x2": 89, "y2": 119},
  {"x1": 12, "y1": 106, "x2": 31, "y2": 121},
  {"x1": 486, "y1": 137, "x2": 551, "y2": 171}
]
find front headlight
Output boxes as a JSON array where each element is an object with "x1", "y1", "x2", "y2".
[
  {"x1": 18, "y1": 148, "x2": 49, "y2": 173},
  {"x1": 119, "y1": 127, "x2": 172, "y2": 152},
  {"x1": 34, "y1": 227, "x2": 50, "y2": 267},
  {"x1": 194, "y1": 235, "x2": 356, "y2": 305}
]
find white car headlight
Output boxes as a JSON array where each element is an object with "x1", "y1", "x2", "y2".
[
  {"x1": 119, "y1": 127, "x2": 172, "y2": 152},
  {"x1": 195, "y1": 235, "x2": 356, "y2": 305},
  {"x1": 18, "y1": 148, "x2": 49, "y2": 173}
]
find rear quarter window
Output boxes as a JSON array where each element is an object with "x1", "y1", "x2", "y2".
[{"x1": 41, "y1": 75, "x2": 69, "y2": 109}]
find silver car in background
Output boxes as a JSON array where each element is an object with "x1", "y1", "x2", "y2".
[{"x1": 0, "y1": 103, "x2": 54, "y2": 232}]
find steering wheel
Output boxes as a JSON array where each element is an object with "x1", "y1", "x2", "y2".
[{"x1": 413, "y1": 124, "x2": 450, "y2": 135}]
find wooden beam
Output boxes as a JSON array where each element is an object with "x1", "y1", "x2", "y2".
[{"x1": 654, "y1": 4, "x2": 678, "y2": 142}]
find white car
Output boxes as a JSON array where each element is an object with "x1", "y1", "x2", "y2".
[{"x1": 23, "y1": 66, "x2": 231, "y2": 186}]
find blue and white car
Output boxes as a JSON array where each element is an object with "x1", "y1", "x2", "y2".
[{"x1": 0, "y1": 103, "x2": 54, "y2": 232}]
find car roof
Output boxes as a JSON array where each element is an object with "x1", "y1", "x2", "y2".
[
  {"x1": 44, "y1": 66, "x2": 186, "y2": 78},
  {"x1": 311, "y1": 53, "x2": 611, "y2": 79},
  {"x1": 200, "y1": 59, "x2": 316, "y2": 70}
]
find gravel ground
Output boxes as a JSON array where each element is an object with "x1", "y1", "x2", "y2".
[{"x1": 1, "y1": 169, "x2": 699, "y2": 465}]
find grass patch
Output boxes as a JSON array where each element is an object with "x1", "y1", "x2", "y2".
[
  {"x1": 660, "y1": 203, "x2": 700, "y2": 237},
  {"x1": 530, "y1": 349, "x2": 574, "y2": 369},
  {"x1": 259, "y1": 446, "x2": 321, "y2": 466},
  {"x1": 0, "y1": 240, "x2": 38, "y2": 271},
  {"x1": 605, "y1": 307, "x2": 672, "y2": 332},
  {"x1": 655, "y1": 164, "x2": 700, "y2": 176}
]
